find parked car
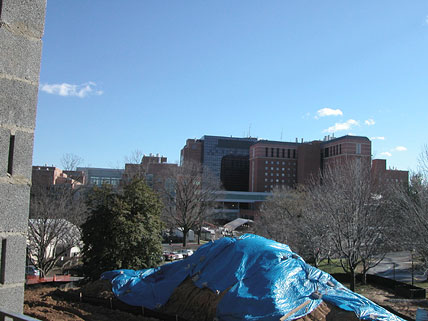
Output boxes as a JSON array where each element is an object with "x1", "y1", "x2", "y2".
[
  {"x1": 163, "y1": 252, "x2": 177, "y2": 261},
  {"x1": 176, "y1": 249, "x2": 193, "y2": 258},
  {"x1": 25, "y1": 266, "x2": 40, "y2": 276},
  {"x1": 173, "y1": 252, "x2": 184, "y2": 260}
]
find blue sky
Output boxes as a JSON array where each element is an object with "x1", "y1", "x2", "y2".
[{"x1": 34, "y1": 1, "x2": 428, "y2": 171}]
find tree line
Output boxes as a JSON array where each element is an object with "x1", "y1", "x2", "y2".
[{"x1": 256, "y1": 149, "x2": 428, "y2": 291}]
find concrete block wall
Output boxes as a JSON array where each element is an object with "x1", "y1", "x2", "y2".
[{"x1": 0, "y1": 0, "x2": 46, "y2": 314}]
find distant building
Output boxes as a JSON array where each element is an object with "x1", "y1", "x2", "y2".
[
  {"x1": 32, "y1": 166, "x2": 85, "y2": 189},
  {"x1": 180, "y1": 135, "x2": 257, "y2": 191},
  {"x1": 77, "y1": 167, "x2": 124, "y2": 187},
  {"x1": 220, "y1": 155, "x2": 250, "y2": 191},
  {"x1": 371, "y1": 159, "x2": 409, "y2": 188},
  {"x1": 320, "y1": 135, "x2": 372, "y2": 172},
  {"x1": 250, "y1": 135, "x2": 374, "y2": 192},
  {"x1": 180, "y1": 139, "x2": 203, "y2": 166},
  {"x1": 249, "y1": 140, "x2": 298, "y2": 192},
  {"x1": 212, "y1": 191, "x2": 270, "y2": 224},
  {"x1": 122, "y1": 154, "x2": 178, "y2": 191}
]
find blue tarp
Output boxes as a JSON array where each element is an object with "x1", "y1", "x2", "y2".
[{"x1": 102, "y1": 234, "x2": 405, "y2": 321}]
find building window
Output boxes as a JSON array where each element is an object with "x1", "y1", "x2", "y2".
[
  {"x1": 271, "y1": 173, "x2": 273, "y2": 176},
  {"x1": 282, "y1": 149, "x2": 285, "y2": 158},
  {"x1": 282, "y1": 173, "x2": 284, "y2": 176},
  {"x1": 276, "y1": 167, "x2": 279, "y2": 170},
  {"x1": 265, "y1": 161, "x2": 268, "y2": 164},
  {"x1": 265, "y1": 172, "x2": 268, "y2": 176},
  {"x1": 271, "y1": 148, "x2": 274, "y2": 157},
  {"x1": 356, "y1": 143, "x2": 361, "y2": 154},
  {"x1": 271, "y1": 167, "x2": 274, "y2": 170},
  {"x1": 271, "y1": 161, "x2": 274, "y2": 164},
  {"x1": 265, "y1": 148, "x2": 268, "y2": 157},
  {"x1": 265, "y1": 178, "x2": 268, "y2": 182},
  {"x1": 293, "y1": 149, "x2": 296, "y2": 158},
  {"x1": 339, "y1": 144, "x2": 342, "y2": 154},
  {"x1": 288, "y1": 149, "x2": 290, "y2": 158},
  {"x1": 265, "y1": 167, "x2": 268, "y2": 170},
  {"x1": 276, "y1": 179, "x2": 279, "y2": 182}
]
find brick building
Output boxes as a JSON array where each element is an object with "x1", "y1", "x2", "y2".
[
  {"x1": 180, "y1": 139, "x2": 203, "y2": 165},
  {"x1": 122, "y1": 154, "x2": 178, "y2": 191},
  {"x1": 32, "y1": 166, "x2": 85, "y2": 189},
  {"x1": 249, "y1": 140, "x2": 298, "y2": 192},
  {"x1": 371, "y1": 159, "x2": 409, "y2": 188},
  {"x1": 249, "y1": 135, "x2": 374, "y2": 192}
]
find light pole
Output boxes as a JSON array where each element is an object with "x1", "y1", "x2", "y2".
[{"x1": 411, "y1": 249, "x2": 415, "y2": 286}]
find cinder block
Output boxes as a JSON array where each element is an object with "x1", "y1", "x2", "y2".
[
  {"x1": 0, "y1": 235, "x2": 26, "y2": 285},
  {"x1": 0, "y1": 78, "x2": 38, "y2": 129},
  {"x1": 0, "y1": 284, "x2": 24, "y2": 314},
  {"x1": 11, "y1": 130, "x2": 34, "y2": 180},
  {"x1": 0, "y1": 0, "x2": 47, "y2": 39},
  {"x1": 0, "y1": 183, "x2": 31, "y2": 232},
  {"x1": 0, "y1": 28, "x2": 43, "y2": 83},
  {"x1": 0, "y1": 127, "x2": 10, "y2": 176}
]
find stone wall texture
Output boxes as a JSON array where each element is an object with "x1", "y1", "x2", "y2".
[{"x1": 0, "y1": 0, "x2": 46, "y2": 314}]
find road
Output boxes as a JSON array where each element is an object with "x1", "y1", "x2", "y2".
[{"x1": 370, "y1": 251, "x2": 427, "y2": 283}]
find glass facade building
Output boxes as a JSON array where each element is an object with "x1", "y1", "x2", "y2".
[{"x1": 201, "y1": 135, "x2": 257, "y2": 187}]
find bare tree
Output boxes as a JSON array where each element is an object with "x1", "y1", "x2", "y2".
[
  {"x1": 161, "y1": 162, "x2": 219, "y2": 247},
  {"x1": 255, "y1": 186, "x2": 331, "y2": 268},
  {"x1": 393, "y1": 148, "x2": 428, "y2": 267},
  {"x1": 306, "y1": 159, "x2": 393, "y2": 290},
  {"x1": 124, "y1": 149, "x2": 144, "y2": 164},
  {"x1": 60, "y1": 153, "x2": 84, "y2": 171},
  {"x1": 28, "y1": 185, "x2": 87, "y2": 277}
]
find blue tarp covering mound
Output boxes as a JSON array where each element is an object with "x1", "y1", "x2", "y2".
[{"x1": 102, "y1": 234, "x2": 405, "y2": 321}]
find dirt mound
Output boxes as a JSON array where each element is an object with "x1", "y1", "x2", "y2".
[
  {"x1": 296, "y1": 301, "x2": 359, "y2": 321},
  {"x1": 160, "y1": 278, "x2": 229, "y2": 321},
  {"x1": 160, "y1": 277, "x2": 359, "y2": 321},
  {"x1": 78, "y1": 279, "x2": 115, "y2": 299}
]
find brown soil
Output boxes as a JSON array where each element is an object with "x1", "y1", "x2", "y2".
[
  {"x1": 160, "y1": 278, "x2": 229, "y2": 321},
  {"x1": 24, "y1": 284, "x2": 160, "y2": 321}
]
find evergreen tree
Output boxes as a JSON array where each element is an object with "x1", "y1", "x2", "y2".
[{"x1": 81, "y1": 179, "x2": 163, "y2": 279}]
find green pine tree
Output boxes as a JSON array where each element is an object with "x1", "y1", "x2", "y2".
[{"x1": 81, "y1": 179, "x2": 163, "y2": 280}]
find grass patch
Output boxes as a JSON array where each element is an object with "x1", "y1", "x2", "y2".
[{"x1": 317, "y1": 259, "x2": 345, "y2": 275}]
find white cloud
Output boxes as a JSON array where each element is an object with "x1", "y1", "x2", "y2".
[
  {"x1": 394, "y1": 146, "x2": 407, "y2": 152},
  {"x1": 40, "y1": 82, "x2": 103, "y2": 98},
  {"x1": 323, "y1": 119, "x2": 359, "y2": 133},
  {"x1": 380, "y1": 152, "x2": 392, "y2": 157},
  {"x1": 365, "y1": 119, "x2": 375, "y2": 126},
  {"x1": 371, "y1": 136, "x2": 385, "y2": 140},
  {"x1": 316, "y1": 108, "x2": 343, "y2": 118}
]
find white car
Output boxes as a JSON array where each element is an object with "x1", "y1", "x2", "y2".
[
  {"x1": 177, "y1": 249, "x2": 193, "y2": 258},
  {"x1": 173, "y1": 252, "x2": 184, "y2": 260}
]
